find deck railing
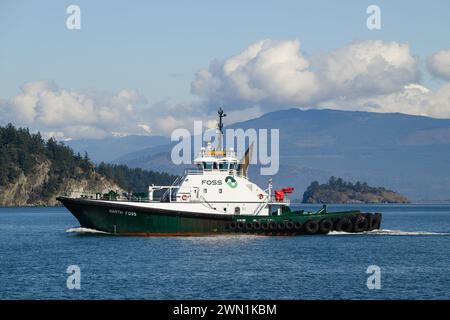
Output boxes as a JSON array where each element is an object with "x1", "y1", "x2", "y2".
[
  {"x1": 63, "y1": 190, "x2": 291, "y2": 207},
  {"x1": 183, "y1": 168, "x2": 249, "y2": 180},
  {"x1": 63, "y1": 191, "x2": 152, "y2": 202}
]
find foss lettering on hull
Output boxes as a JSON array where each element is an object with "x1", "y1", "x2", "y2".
[
  {"x1": 201, "y1": 180, "x2": 222, "y2": 186},
  {"x1": 201, "y1": 176, "x2": 237, "y2": 188}
]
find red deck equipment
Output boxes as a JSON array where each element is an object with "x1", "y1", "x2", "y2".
[{"x1": 274, "y1": 187, "x2": 294, "y2": 201}]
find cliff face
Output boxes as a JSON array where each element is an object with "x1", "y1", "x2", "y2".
[{"x1": 0, "y1": 160, "x2": 124, "y2": 207}]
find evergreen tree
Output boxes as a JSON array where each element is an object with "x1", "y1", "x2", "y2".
[{"x1": 0, "y1": 123, "x2": 177, "y2": 200}]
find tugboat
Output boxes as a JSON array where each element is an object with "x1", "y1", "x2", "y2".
[{"x1": 57, "y1": 108, "x2": 382, "y2": 236}]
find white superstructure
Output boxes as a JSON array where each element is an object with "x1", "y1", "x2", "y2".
[{"x1": 144, "y1": 108, "x2": 291, "y2": 216}]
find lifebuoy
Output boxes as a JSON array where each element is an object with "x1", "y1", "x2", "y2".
[
  {"x1": 181, "y1": 194, "x2": 189, "y2": 201},
  {"x1": 258, "y1": 193, "x2": 264, "y2": 200}
]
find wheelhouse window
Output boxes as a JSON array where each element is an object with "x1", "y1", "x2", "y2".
[
  {"x1": 203, "y1": 162, "x2": 213, "y2": 170},
  {"x1": 219, "y1": 162, "x2": 229, "y2": 170}
]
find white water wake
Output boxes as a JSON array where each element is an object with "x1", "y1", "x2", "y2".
[
  {"x1": 65, "y1": 227, "x2": 110, "y2": 235},
  {"x1": 328, "y1": 229, "x2": 450, "y2": 236}
]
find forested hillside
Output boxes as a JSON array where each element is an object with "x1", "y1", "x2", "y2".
[
  {"x1": 0, "y1": 124, "x2": 176, "y2": 206},
  {"x1": 302, "y1": 176, "x2": 409, "y2": 204}
]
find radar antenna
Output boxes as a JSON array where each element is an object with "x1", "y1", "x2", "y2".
[{"x1": 218, "y1": 107, "x2": 227, "y2": 134}]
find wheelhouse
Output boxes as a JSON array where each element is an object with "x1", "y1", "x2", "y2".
[{"x1": 194, "y1": 144, "x2": 239, "y2": 173}]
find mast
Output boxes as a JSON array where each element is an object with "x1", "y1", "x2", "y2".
[{"x1": 217, "y1": 107, "x2": 226, "y2": 151}]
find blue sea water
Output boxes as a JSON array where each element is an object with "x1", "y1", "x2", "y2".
[{"x1": 0, "y1": 204, "x2": 449, "y2": 300}]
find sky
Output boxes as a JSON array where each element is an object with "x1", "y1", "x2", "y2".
[{"x1": 1, "y1": 0, "x2": 450, "y2": 139}]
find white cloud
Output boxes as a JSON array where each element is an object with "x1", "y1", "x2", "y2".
[
  {"x1": 428, "y1": 49, "x2": 450, "y2": 81},
  {"x1": 191, "y1": 38, "x2": 450, "y2": 119},
  {"x1": 155, "y1": 116, "x2": 186, "y2": 135},
  {"x1": 319, "y1": 83, "x2": 450, "y2": 119},
  {"x1": 314, "y1": 40, "x2": 418, "y2": 99},
  {"x1": 192, "y1": 39, "x2": 419, "y2": 111},
  {"x1": 0, "y1": 80, "x2": 229, "y2": 139},
  {"x1": 137, "y1": 123, "x2": 152, "y2": 134},
  {"x1": 191, "y1": 39, "x2": 320, "y2": 108},
  {"x1": 3, "y1": 40, "x2": 450, "y2": 140},
  {"x1": 0, "y1": 80, "x2": 151, "y2": 139}
]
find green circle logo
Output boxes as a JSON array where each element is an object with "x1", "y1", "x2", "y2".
[{"x1": 225, "y1": 176, "x2": 238, "y2": 188}]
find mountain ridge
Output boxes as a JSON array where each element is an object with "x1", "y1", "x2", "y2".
[{"x1": 97, "y1": 108, "x2": 450, "y2": 201}]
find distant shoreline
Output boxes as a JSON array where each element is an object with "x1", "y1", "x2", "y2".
[{"x1": 0, "y1": 204, "x2": 64, "y2": 208}]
